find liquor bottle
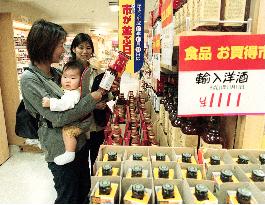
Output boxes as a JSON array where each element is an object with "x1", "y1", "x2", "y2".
[
  {"x1": 132, "y1": 165, "x2": 143, "y2": 177},
  {"x1": 99, "y1": 180, "x2": 112, "y2": 195},
  {"x1": 181, "y1": 117, "x2": 199, "y2": 135},
  {"x1": 102, "y1": 164, "x2": 113, "y2": 176},
  {"x1": 132, "y1": 184, "x2": 145, "y2": 200},
  {"x1": 251, "y1": 169, "x2": 265, "y2": 182},
  {"x1": 156, "y1": 152, "x2": 166, "y2": 161},
  {"x1": 210, "y1": 155, "x2": 221, "y2": 165},
  {"x1": 99, "y1": 51, "x2": 130, "y2": 91},
  {"x1": 133, "y1": 153, "x2": 143, "y2": 160},
  {"x1": 236, "y1": 187, "x2": 252, "y2": 204},
  {"x1": 237, "y1": 155, "x2": 249, "y2": 164},
  {"x1": 159, "y1": 165, "x2": 169, "y2": 178},
  {"x1": 220, "y1": 169, "x2": 233, "y2": 182},
  {"x1": 108, "y1": 151, "x2": 117, "y2": 161},
  {"x1": 259, "y1": 154, "x2": 265, "y2": 165},
  {"x1": 162, "y1": 183, "x2": 175, "y2": 199},
  {"x1": 200, "y1": 117, "x2": 223, "y2": 145},
  {"x1": 182, "y1": 153, "x2": 192, "y2": 163},
  {"x1": 195, "y1": 184, "x2": 208, "y2": 201},
  {"x1": 186, "y1": 166, "x2": 198, "y2": 179}
]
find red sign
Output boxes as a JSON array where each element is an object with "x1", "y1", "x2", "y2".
[{"x1": 179, "y1": 35, "x2": 265, "y2": 71}]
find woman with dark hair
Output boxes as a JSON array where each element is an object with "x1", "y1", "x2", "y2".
[
  {"x1": 20, "y1": 20, "x2": 102, "y2": 204},
  {"x1": 70, "y1": 33, "x2": 118, "y2": 171}
]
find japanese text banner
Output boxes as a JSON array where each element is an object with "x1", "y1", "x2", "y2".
[
  {"x1": 119, "y1": 0, "x2": 145, "y2": 74},
  {"x1": 179, "y1": 35, "x2": 265, "y2": 71}
]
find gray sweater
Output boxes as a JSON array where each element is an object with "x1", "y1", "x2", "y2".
[{"x1": 20, "y1": 63, "x2": 97, "y2": 162}]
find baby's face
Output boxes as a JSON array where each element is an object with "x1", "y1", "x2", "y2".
[{"x1": 61, "y1": 68, "x2": 81, "y2": 91}]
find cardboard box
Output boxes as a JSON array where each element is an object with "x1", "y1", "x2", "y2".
[
  {"x1": 154, "y1": 179, "x2": 193, "y2": 204},
  {"x1": 242, "y1": 149, "x2": 265, "y2": 165},
  {"x1": 199, "y1": 148, "x2": 233, "y2": 170},
  {"x1": 97, "y1": 145, "x2": 125, "y2": 162},
  {"x1": 122, "y1": 161, "x2": 152, "y2": 179},
  {"x1": 152, "y1": 161, "x2": 178, "y2": 180},
  {"x1": 199, "y1": 138, "x2": 223, "y2": 149},
  {"x1": 149, "y1": 146, "x2": 174, "y2": 162},
  {"x1": 94, "y1": 161, "x2": 122, "y2": 177},
  {"x1": 121, "y1": 178, "x2": 154, "y2": 204},
  {"x1": 227, "y1": 149, "x2": 260, "y2": 166},
  {"x1": 218, "y1": 182, "x2": 265, "y2": 204},
  {"x1": 173, "y1": 147, "x2": 198, "y2": 164},
  {"x1": 124, "y1": 146, "x2": 150, "y2": 161},
  {"x1": 206, "y1": 165, "x2": 250, "y2": 192},
  {"x1": 157, "y1": 124, "x2": 168, "y2": 147},
  {"x1": 187, "y1": 180, "x2": 218, "y2": 204},
  {"x1": 90, "y1": 176, "x2": 121, "y2": 204},
  {"x1": 176, "y1": 163, "x2": 206, "y2": 180}
]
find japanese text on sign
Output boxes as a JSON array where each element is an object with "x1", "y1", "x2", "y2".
[{"x1": 122, "y1": 4, "x2": 133, "y2": 55}]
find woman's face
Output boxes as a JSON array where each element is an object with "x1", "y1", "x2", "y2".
[
  {"x1": 52, "y1": 39, "x2": 66, "y2": 63},
  {"x1": 72, "y1": 41, "x2": 93, "y2": 65}
]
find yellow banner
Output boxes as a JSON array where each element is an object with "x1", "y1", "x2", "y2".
[{"x1": 119, "y1": 0, "x2": 135, "y2": 74}]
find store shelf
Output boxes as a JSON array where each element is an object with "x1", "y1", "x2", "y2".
[{"x1": 160, "y1": 63, "x2": 178, "y2": 74}]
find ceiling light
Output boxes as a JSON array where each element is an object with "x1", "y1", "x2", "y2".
[{"x1": 109, "y1": 1, "x2": 119, "y2": 12}]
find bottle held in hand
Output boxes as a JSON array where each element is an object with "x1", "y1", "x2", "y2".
[{"x1": 99, "y1": 51, "x2": 130, "y2": 91}]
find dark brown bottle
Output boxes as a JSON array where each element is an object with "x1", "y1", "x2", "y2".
[
  {"x1": 108, "y1": 151, "x2": 117, "y2": 161},
  {"x1": 259, "y1": 154, "x2": 265, "y2": 165},
  {"x1": 210, "y1": 155, "x2": 221, "y2": 165},
  {"x1": 182, "y1": 153, "x2": 192, "y2": 163},
  {"x1": 99, "y1": 180, "x2": 112, "y2": 195},
  {"x1": 236, "y1": 187, "x2": 252, "y2": 204},
  {"x1": 102, "y1": 164, "x2": 113, "y2": 176},
  {"x1": 220, "y1": 169, "x2": 233, "y2": 182},
  {"x1": 159, "y1": 165, "x2": 169, "y2": 178},
  {"x1": 162, "y1": 183, "x2": 175, "y2": 199},
  {"x1": 195, "y1": 184, "x2": 208, "y2": 201},
  {"x1": 251, "y1": 169, "x2": 265, "y2": 182},
  {"x1": 200, "y1": 117, "x2": 222, "y2": 144},
  {"x1": 133, "y1": 153, "x2": 143, "y2": 160},
  {"x1": 186, "y1": 166, "x2": 198, "y2": 179},
  {"x1": 156, "y1": 152, "x2": 166, "y2": 161},
  {"x1": 132, "y1": 184, "x2": 145, "y2": 200},
  {"x1": 181, "y1": 117, "x2": 199, "y2": 135},
  {"x1": 238, "y1": 155, "x2": 249, "y2": 164},
  {"x1": 132, "y1": 165, "x2": 143, "y2": 177}
]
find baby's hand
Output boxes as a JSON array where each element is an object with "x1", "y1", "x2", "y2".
[
  {"x1": 91, "y1": 90, "x2": 102, "y2": 101},
  {"x1": 42, "y1": 97, "x2": 50, "y2": 107}
]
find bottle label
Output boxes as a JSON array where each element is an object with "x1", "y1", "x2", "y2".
[{"x1": 99, "y1": 70, "x2": 115, "y2": 91}]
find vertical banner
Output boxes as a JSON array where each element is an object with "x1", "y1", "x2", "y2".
[
  {"x1": 161, "y1": 0, "x2": 174, "y2": 66},
  {"x1": 119, "y1": 0, "x2": 145, "y2": 74}
]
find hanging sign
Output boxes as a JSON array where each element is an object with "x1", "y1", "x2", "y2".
[
  {"x1": 161, "y1": 0, "x2": 174, "y2": 66},
  {"x1": 178, "y1": 34, "x2": 265, "y2": 116},
  {"x1": 153, "y1": 34, "x2": 161, "y2": 80},
  {"x1": 119, "y1": 0, "x2": 145, "y2": 74}
]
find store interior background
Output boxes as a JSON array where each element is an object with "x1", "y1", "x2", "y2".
[
  {"x1": 0, "y1": 0, "x2": 265, "y2": 203},
  {"x1": 0, "y1": 0, "x2": 157, "y2": 203}
]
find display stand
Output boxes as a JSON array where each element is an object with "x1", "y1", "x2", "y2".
[{"x1": 0, "y1": 13, "x2": 24, "y2": 145}]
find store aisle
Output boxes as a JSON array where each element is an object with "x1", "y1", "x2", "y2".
[{"x1": 0, "y1": 145, "x2": 56, "y2": 204}]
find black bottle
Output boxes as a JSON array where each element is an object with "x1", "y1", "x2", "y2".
[
  {"x1": 99, "y1": 180, "x2": 111, "y2": 195},
  {"x1": 210, "y1": 155, "x2": 221, "y2": 165},
  {"x1": 220, "y1": 169, "x2": 233, "y2": 182},
  {"x1": 162, "y1": 183, "x2": 175, "y2": 199},
  {"x1": 195, "y1": 184, "x2": 208, "y2": 201},
  {"x1": 133, "y1": 153, "x2": 143, "y2": 160},
  {"x1": 132, "y1": 165, "x2": 143, "y2": 177},
  {"x1": 251, "y1": 169, "x2": 265, "y2": 182},
  {"x1": 159, "y1": 165, "x2": 169, "y2": 178},
  {"x1": 236, "y1": 187, "x2": 252, "y2": 204},
  {"x1": 102, "y1": 164, "x2": 113, "y2": 176},
  {"x1": 259, "y1": 154, "x2": 265, "y2": 165},
  {"x1": 132, "y1": 184, "x2": 145, "y2": 200},
  {"x1": 108, "y1": 151, "x2": 117, "y2": 161},
  {"x1": 182, "y1": 153, "x2": 192, "y2": 163},
  {"x1": 186, "y1": 166, "x2": 198, "y2": 179},
  {"x1": 156, "y1": 152, "x2": 166, "y2": 161},
  {"x1": 238, "y1": 155, "x2": 249, "y2": 164}
]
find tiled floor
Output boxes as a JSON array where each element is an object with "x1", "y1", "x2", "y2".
[
  {"x1": 0, "y1": 76, "x2": 140, "y2": 204},
  {"x1": 0, "y1": 145, "x2": 56, "y2": 204}
]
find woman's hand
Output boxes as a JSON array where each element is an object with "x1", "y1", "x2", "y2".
[
  {"x1": 91, "y1": 91, "x2": 102, "y2": 101},
  {"x1": 42, "y1": 97, "x2": 50, "y2": 107},
  {"x1": 96, "y1": 102, "x2": 107, "y2": 110}
]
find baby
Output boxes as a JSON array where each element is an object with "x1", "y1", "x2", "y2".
[{"x1": 42, "y1": 60, "x2": 89, "y2": 165}]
